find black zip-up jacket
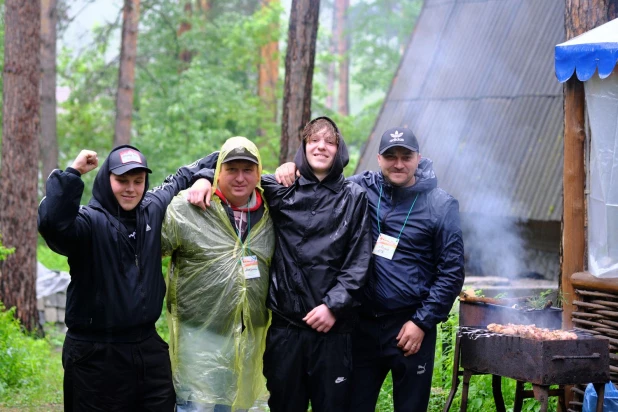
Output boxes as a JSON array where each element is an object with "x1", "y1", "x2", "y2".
[
  {"x1": 263, "y1": 117, "x2": 372, "y2": 333},
  {"x1": 38, "y1": 146, "x2": 217, "y2": 342},
  {"x1": 348, "y1": 158, "x2": 465, "y2": 332}
]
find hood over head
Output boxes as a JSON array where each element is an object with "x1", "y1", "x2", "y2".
[
  {"x1": 294, "y1": 116, "x2": 349, "y2": 183},
  {"x1": 91, "y1": 144, "x2": 151, "y2": 214},
  {"x1": 213, "y1": 136, "x2": 263, "y2": 193}
]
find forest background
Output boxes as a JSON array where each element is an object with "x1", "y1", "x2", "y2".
[
  {"x1": 0, "y1": 0, "x2": 434, "y2": 409},
  {"x1": 7, "y1": 0, "x2": 423, "y2": 199}
]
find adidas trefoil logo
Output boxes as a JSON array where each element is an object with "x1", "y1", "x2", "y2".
[{"x1": 389, "y1": 130, "x2": 404, "y2": 142}]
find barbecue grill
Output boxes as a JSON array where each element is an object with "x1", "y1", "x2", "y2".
[{"x1": 443, "y1": 301, "x2": 610, "y2": 412}]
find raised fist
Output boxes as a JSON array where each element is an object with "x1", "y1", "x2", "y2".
[{"x1": 71, "y1": 150, "x2": 99, "y2": 175}]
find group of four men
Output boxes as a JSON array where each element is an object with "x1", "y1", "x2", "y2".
[{"x1": 38, "y1": 117, "x2": 464, "y2": 412}]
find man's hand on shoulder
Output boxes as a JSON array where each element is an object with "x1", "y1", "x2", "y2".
[
  {"x1": 275, "y1": 162, "x2": 299, "y2": 187},
  {"x1": 303, "y1": 304, "x2": 336, "y2": 333},
  {"x1": 396, "y1": 321, "x2": 425, "y2": 357},
  {"x1": 186, "y1": 178, "x2": 212, "y2": 210},
  {"x1": 71, "y1": 150, "x2": 99, "y2": 175}
]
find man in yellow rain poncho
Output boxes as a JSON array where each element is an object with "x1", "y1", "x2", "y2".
[{"x1": 161, "y1": 137, "x2": 275, "y2": 412}]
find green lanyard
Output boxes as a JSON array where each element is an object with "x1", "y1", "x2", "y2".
[{"x1": 376, "y1": 184, "x2": 419, "y2": 240}]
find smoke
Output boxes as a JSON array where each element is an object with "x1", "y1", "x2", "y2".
[
  {"x1": 424, "y1": 119, "x2": 531, "y2": 279},
  {"x1": 461, "y1": 212, "x2": 526, "y2": 279}
]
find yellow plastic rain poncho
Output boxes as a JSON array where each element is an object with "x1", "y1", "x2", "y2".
[{"x1": 161, "y1": 137, "x2": 275, "y2": 410}]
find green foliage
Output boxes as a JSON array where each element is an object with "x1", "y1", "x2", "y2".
[
  {"x1": 55, "y1": 0, "x2": 285, "y2": 205},
  {"x1": 37, "y1": 240, "x2": 69, "y2": 272},
  {"x1": 0, "y1": 303, "x2": 63, "y2": 407},
  {"x1": 347, "y1": 0, "x2": 423, "y2": 94},
  {"x1": 526, "y1": 289, "x2": 554, "y2": 310}
]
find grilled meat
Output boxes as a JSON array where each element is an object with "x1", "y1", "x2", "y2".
[{"x1": 487, "y1": 323, "x2": 578, "y2": 340}]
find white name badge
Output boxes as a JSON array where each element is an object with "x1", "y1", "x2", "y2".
[
  {"x1": 242, "y1": 255, "x2": 260, "y2": 279},
  {"x1": 372, "y1": 233, "x2": 399, "y2": 260}
]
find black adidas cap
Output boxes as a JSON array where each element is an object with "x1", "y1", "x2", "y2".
[{"x1": 378, "y1": 127, "x2": 420, "y2": 155}]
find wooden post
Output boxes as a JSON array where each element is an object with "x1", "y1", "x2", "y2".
[
  {"x1": 561, "y1": 76, "x2": 586, "y2": 329},
  {"x1": 562, "y1": 0, "x2": 618, "y2": 328},
  {"x1": 562, "y1": 1, "x2": 617, "y2": 408}
]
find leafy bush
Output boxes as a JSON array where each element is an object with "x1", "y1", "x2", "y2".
[{"x1": 0, "y1": 302, "x2": 63, "y2": 405}]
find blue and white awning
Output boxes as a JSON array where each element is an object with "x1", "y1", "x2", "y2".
[{"x1": 555, "y1": 18, "x2": 618, "y2": 83}]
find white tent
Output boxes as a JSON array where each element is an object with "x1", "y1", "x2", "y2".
[{"x1": 555, "y1": 18, "x2": 618, "y2": 278}]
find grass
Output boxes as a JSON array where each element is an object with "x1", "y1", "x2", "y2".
[{"x1": 0, "y1": 305, "x2": 64, "y2": 410}]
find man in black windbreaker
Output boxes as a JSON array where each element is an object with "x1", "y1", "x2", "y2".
[
  {"x1": 187, "y1": 118, "x2": 372, "y2": 412},
  {"x1": 38, "y1": 146, "x2": 215, "y2": 411},
  {"x1": 276, "y1": 126, "x2": 465, "y2": 412}
]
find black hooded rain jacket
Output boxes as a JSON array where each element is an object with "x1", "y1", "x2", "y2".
[
  {"x1": 262, "y1": 117, "x2": 372, "y2": 332},
  {"x1": 38, "y1": 145, "x2": 217, "y2": 342}
]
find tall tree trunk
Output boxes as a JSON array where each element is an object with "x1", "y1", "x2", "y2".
[
  {"x1": 326, "y1": 2, "x2": 336, "y2": 110},
  {"x1": 279, "y1": 0, "x2": 320, "y2": 163},
  {"x1": 178, "y1": 2, "x2": 194, "y2": 65},
  {"x1": 562, "y1": 0, "x2": 617, "y2": 406},
  {"x1": 0, "y1": 0, "x2": 41, "y2": 331},
  {"x1": 113, "y1": 0, "x2": 140, "y2": 147},
  {"x1": 196, "y1": 0, "x2": 210, "y2": 14},
  {"x1": 40, "y1": 0, "x2": 57, "y2": 194},
  {"x1": 258, "y1": 0, "x2": 280, "y2": 125},
  {"x1": 336, "y1": 0, "x2": 349, "y2": 116}
]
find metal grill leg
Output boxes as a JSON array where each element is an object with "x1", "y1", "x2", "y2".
[
  {"x1": 492, "y1": 375, "x2": 506, "y2": 412},
  {"x1": 460, "y1": 370, "x2": 472, "y2": 412},
  {"x1": 513, "y1": 380, "x2": 524, "y2": 412},
  {"x1": 443, "y1": 335, "x2": 462, "y2": 412}
]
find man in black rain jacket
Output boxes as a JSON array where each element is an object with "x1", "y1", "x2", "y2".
[
  {"x1": 275, "y1": 126, "x2": 465, "y2": 412},
  {"x1": 38, "y1": 145, "x2": 215, "y2": 411},
  {"x1": 187, "y1": 118, "x2": 372, "y2": 412}
]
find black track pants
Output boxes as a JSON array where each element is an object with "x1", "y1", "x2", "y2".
[
  {"x1": 348, "y1": 315, "x2": 437, "y2": 412},
  {"x1": 62, "y1": 334, "x2": 175, "y2": 412},
  {"x1": 263, "y1": 326, "x2": 353, "y2": 412}
]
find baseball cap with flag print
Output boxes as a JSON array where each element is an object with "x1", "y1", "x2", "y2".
[{"x1": 108, "y1": 146, "x2": 153, "y2": 175}]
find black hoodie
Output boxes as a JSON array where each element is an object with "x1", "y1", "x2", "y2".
[
  {"x1": 261, "y1": 117, "x2": 372, "y2": 332},
  {"x1": 38, "y1": 145, "x2": 218, "y2": 342}
]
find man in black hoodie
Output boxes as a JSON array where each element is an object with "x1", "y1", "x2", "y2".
[
  {"x1": 187, "y1": 118, "x2": 372, "y2": 412},
  {"x1": 38, "y1": 145, "x2": 215, "y2": 412},
  {"x1": 261, "y1": 118, "x2": 371, "y2": 412},
  {"x1": 275, "y1": 127, "x2": 465, "y2": 412}
]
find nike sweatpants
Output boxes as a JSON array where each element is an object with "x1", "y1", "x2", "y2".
[{"x1": 263, "y1": 324, "x2": 352, "y2": 412}]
